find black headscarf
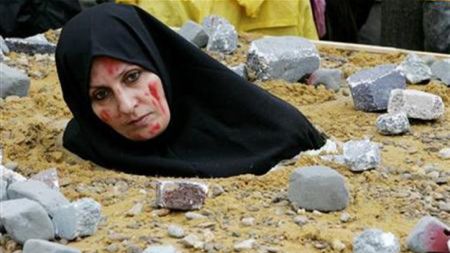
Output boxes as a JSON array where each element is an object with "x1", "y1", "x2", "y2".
[{"x1": 55, "y1": 3, "x2": 325, "y2": 178}]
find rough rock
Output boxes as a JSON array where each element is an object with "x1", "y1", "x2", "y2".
[
  {"x1": 343, "y1": 139, "x2": 381, "y2": 171},
  {"x1": 396, "y1": 53, "x2": 432, "y2": 84},
  {"x1": 307, "y1": 68, "x2": 342, "y2": 92},
  {"x1": 52, "y1": 198, "x2": 102, "y2": 240},
  {"x1": 430, "y1": 59, "x2": 450, "y2": 86},
  {"x1": 388, "y1": 89, "x2": 445, "y2": 120},
  {"x1": 288, "y1": 166, "x2": 349, "y2": 212},
  {"x1": 178, "y1": 21, "x2": 209, "y2": 48},
  {"x1": 0, "y1": 199, "x2": 54, "y2": 244},
  {"x1": 202, "y1": 16, "x2": 237, "y2": 54},
  {"x1": 353, "y1": 229, "x2": 400, "y2": 253},
  {"x1": 347, "y1": 64, "x2": 406, "y2": 111},
  {"x1": 155, "y1": 180, "x2": 208, "y2": 210},
  {"x1": 5, "y1": 34, "x2": 56, "y2": 54},
  {"x1": 407, "y1": 216, "x2": 450, "y2": 253},
  {"x1": 247, "y1": 36, "x2": 320, "y2": 82},
  {"x1": 23, "y1": 239, "x2": 81, "y2": 253},
  {"x1": 143, "y1": 245, "x2": 179, "y2": 253},
  {"x1": 30, "y1": 168, "x2": 60, "y2": 190},
  {"x1": 230, "y1": 63, "x2": 248, "y2": 79},
  {"x1": 376, "y1": 112, "x2": 410, "y2": 135},
  {"x1": 0, "y1": 179, "x2": 7, "y2": 201},
  {"x1": 0, "y1": 63, "x2": 30, "y2": 98},
  {"x1": 7, "y1": 179, "x2": 69, "y2": 216},
  {"x1": 0, "y1": 165, "x2": 26, "y2": 184}
]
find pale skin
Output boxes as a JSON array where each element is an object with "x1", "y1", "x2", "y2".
[{"x1": 89, "y1": 56, "x2": 170, "y2": 141}]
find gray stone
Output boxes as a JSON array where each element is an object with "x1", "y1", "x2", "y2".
[
  {"x1": 181, "y1": 234, "x2": 204, "y2": 249},
  {"x1": 5, "y1": 34, "x2": 56, "y2": 54},
  {"x1": 0, "y1": 164, "x2": 26, "y2": 185},
  {"x1": 7, "y1": 179, "x2": 69, "y2": 216},
  {"x1": 287, "y1": 166, "x2": 349, "y2": 212},
  {"x1": 143, "y1": 245, "x2": 179, "y2": 253},
  {"x1": 30, "y1": 168, "x2": 60, "y2": 190},
  {"x1": 234, "y1": 239, "x2": 256, "y2": 252},
  {"x1": 178, "y1": 21, "x2": 209, "y2": 48},
  {"x1": 0, "y1": 36, "x2": 9, "y2": 54},
  {"x1": 307, "y1": 68, "x2": 342, "y2": 92},
  {"x1": 376, "y1": 112, "x2": 410, "y2": 135},
  {"x1": 0, "y1": 199, "x2": 54, "y2": 244},
  {"x1": 388, "y1": 89, "x2": 445, "y2": 120},
  {"x1": 0, "y1": 50, "x2": 4, "y2": 62},
  {"x1": 155, "y1": 180, "x2": 208, "y2": 211},
  {"x1": 0, "y1": 63, "x2": 30, "y2": 98},
  {"x1": 343, "y1": 139, "x2": 381, "y2": 172},
  {"x1": 430, "y1": 59, "x2": 450, "y2": 86},
  {"x1": 167, "y1": 224, "x2": 185, "y2": 238},
  {"x1": 347, "y1": 64, "x2": 406, "y2": 111},
  {"x1": 247, "y1": 36, "x2": 320, "y2": 82},
  {"x1": 406, "y1": 216, "x2": 450, "y2": 253},
  {"x1": 23, "y1": 239, "x2": 80, "y2": 253},
  {"x1": 396, "y1": 53, "x2": 432, "y2": 84},
  {"x1": 230, "y1": 63, "x2": 248, "y2": 79},
  {"x1": 203, "y1": 16, "x2": 237, "y2": 54},
  {"x1": 185, "y1": 212, "x2": 206, "y2": 220},
  {"x1": 438, "y1": 148, "x2": 450, "y2": 160},
  {"x1": 353, "y1": 229, "x2": 400, "y2": 253},
  {"x1": 421, "y1": 55, "x2": 436, "y2": 67},
  {"x1": 0, "y1": 179, "x2": 7, "y2": 201},
  {"x1": 52, "y1": 198, "x2": 101, "y2": 240}
]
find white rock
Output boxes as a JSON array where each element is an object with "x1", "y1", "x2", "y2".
[
  {"x1": 167, "y1": 224, "x2": 185, "y2": 238},
  {"x1": 234, "y1": 239, "x2": 256, "y2": 251},
  {"x1": 438, "y1": 148, "x2": 450, "y2": 160},
  {"x1": 388, "y1": 89, "x2": 445, "y2": 120}
]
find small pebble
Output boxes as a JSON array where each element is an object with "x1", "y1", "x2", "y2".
[
  {"x1": 181, "y1": 234, "x2": 203, "y2": 249},
  {"x1": 438, "y1": 148, "x2": 450, "y2": 160},
  {"x1": 185, "y1": 212, "x2": 206, "y2": 220},
  {"x1": 293, "y1": 216, "x2": 308, "y2": 226},
  {"x1": 167, "y1": 224, "x2": 185, "y2": 238},
  {"x1": 331, "y1": 239, "x2": 346, "y2": 251},
  {"x1": 106, "y1": 243, "x2": 119, "y2": 253},
  {"x1": 241, "y1": 217, "x2": 255, "y2": 226},
  {"x1": 234, "y1": 239, "x2": 255, "y2": 252},
  {"x1": 340, "y1": 212, "x2": 351, "y2": 223}
]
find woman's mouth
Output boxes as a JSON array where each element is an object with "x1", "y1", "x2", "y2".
[{"x1": 127, "y1": 113, "x2": 152, "y2": 127}]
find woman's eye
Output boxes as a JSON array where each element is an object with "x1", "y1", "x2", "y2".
[
  {"x1": 93, "y1": 89, "x2": 109, "y2": 101},
  {"x1": 124, "y1": 70, "x2": 141, "y2": 84}
]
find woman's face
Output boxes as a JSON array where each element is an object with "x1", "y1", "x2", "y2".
[{"x1": 89, "y1": 56, "x2": 170, "y2": 141}]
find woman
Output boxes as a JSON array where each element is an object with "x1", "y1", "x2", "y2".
[{"x1": 55, "y1": 3, "x2": 325, "y2": 178}]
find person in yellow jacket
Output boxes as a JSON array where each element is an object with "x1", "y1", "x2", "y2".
[{"x1": 116, "y1": 0, "x2": 319, "y2": 39}]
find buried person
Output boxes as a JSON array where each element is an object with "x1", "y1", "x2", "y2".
[{"x1": 55, "y1": 3, "x2": 325, "y2": 178}]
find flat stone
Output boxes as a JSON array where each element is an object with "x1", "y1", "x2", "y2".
[
  {"x1": 347, "y1": 64, "x2": 406, "y2": 111},
  {"x1": 52, "y1": 198, "x2": 102, "y2": 240},
  {"x1": 5, "y1": 34, "x2": 56, "y2": 54},
  {"x1": 0, "y1": 179, "x2": 7, "y2": 201},
  {"x1": 0, "y1": 63, "x2": 30, "y2": 98},
  {"x1": 0, "y1": 199, "x2": 54, "y2": 244},
  {"x1": 430, "y1": 59, "x2": 450, "y2": 86},
  {"x1": 202, "y1": 15, "x2": 237, "y2": 54},
  {"x1": 167, "y1": 224, "x2": 185, "y2": 238},
  {"x1": 407, "y1": 216, "x2": 450, "y2": 253},
  {"x1": 234, "y1": 239, "x2": 256, "y2": 252},
  {"x1": 143, "y1": 245, "x2": 179, "y2": 253},
  {"x1": 396, "y1": 53, "x2": 432, "y2": 84},
  {"x1": 178, "y1": 21, "x2": 209, "y2": 48},
  {"x1": 343, "y1": 139, "x2": 381, "y2": 172},
  {"x1": 0, "y1": 35, "x2": 9, "y2": 54},
  {"x1": 388, "y1": 89, "x2": 445, "y2": 120},
  {"x1": 247, "y1": 36, "x2": 320, "y2": 82},
  {"x1": 288, "y1": 166, "x2": 349, "y2": 212},
  {"x1": 376, "y1": 112, "x2": 410, "y2": 135},
  {"x1": 307, "y1": 68, "x2": 342, "y2": 92},
  {"x1": 353, "y1": 229, "x2": 400, "y2": 253},
  {"x1": 23, "y1": 239, "x2": 80, "y2": 253},
  {"x1": 181, "y1": 234, "x2": 204, "y2": 249},
  {"x1": 7, "y1": 179, "x2": 69, "y2": 217},
  {"x1": 155, "y1": 180, "x2": 208, "y2": 211}
]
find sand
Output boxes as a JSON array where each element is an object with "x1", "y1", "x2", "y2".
[{"x1": 0, "y1": 33, "x2": 449, "y2": 253}]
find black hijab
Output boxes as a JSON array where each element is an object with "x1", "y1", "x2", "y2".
[{"x1": 55, "y1": 3, "x2": 325, "y2": 178}]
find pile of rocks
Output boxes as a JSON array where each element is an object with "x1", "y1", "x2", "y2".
[{"x1": 0, "y1": 157, "x2": 101, "y2": 253}]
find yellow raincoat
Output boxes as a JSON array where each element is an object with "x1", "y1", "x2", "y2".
[{"x1": 117, "y1": 0, "x2": 319, "y2": 39}]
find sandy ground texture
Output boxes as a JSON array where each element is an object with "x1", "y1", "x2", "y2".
[{"x1": 0, "y1": 32, "x2": 449, "y2": 252}]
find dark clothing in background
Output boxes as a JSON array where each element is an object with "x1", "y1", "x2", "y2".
[
  {"x1": 56, "y1": 3, "x2": 325, "y2": 178},
  {"x1": 423, "y1": 1, "x2": 450, "y2": 53},
  {"x1": 0, "y1": 0, "x2": 81, "y2": 38},
  {"x1": 324, "y1": 0, "x2": 375, "y2": 42}
]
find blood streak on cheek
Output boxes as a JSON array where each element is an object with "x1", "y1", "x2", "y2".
[
  {"x1": 149, "y1": 123, "x2": 161, "y2": 135},
  {"x1": 148, "y1": 82, "x2": 166, "y2": 114},
  {"x1": 99, "y1": 110, "x2": 112, "y2": 122}
]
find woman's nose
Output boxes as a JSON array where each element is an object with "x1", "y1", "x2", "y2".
[{"x1": 116, "y1": 91, "x2": 136, "y2": 114}]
